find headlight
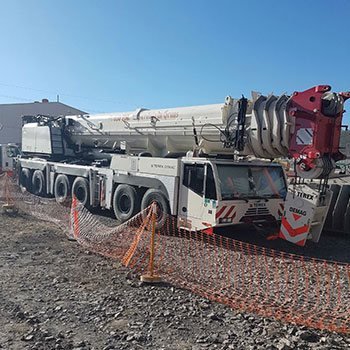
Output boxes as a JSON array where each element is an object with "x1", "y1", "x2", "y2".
[{"x1": 219, "y1": 217, "x2": 233, "y2": 224}]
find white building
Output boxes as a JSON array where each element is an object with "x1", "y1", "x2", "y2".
[{"x1": 0, "y1": 99, "x2": 85, "y2": 145}]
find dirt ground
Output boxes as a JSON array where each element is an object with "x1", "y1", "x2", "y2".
[{"x1": 0, "y1": 212, "x2": 349, "y2": 350}]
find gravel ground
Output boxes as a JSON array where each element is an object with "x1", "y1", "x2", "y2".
[{"x1": 0, "y1": 212, "x2": 349, "y2": 350}]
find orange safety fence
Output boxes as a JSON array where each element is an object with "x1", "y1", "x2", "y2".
[
  {"x1": 0, "y1": 171, "x2": 71, "y2": 228},
  {"x1": 0, "y1": 172, "x2": 15, "y2": 206},
  {"x1": 1, "y1": 172, "x2": 349, "y2": 334}
]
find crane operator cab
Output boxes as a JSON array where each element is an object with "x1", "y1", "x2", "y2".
[{"x1": 177, "y1": 159, "x2": 287, "y2": 232}]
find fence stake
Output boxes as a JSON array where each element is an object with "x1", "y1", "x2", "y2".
[
  {"x1": 2, "y1": 171, "x2": 16, "y2": 214},
  {"x1": 68, "y1": 196, "x2": 79, "y2": 241},
  {"x1": 141, "y1": 203, "x2": 162, "y2": 283}
]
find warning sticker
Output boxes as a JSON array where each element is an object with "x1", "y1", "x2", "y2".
[{"x1": 296, "y1": 128, "x2": 313, "y2": 145}]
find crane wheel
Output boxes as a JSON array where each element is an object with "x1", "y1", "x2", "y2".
[
  {"x1": 32, "y1": 170, "x2": 45, "y2": 196},
  {"x1": 141, "y1": 189, "x2": 171, "y2": 230},
  {"x1": 113, "y1": 184, "x2": 139, "y2": 222},
  {"x1": 54, "y1": 174, "x2": 71, "y2": 204},
  {"x1": 138, "y1": 152, "x2": 152, "y2": 157},
  {"x1": 72, "y1": 177, "x2": 90, "y2": 208},
  {"x1": 20, "y1": 168, "x2": 31, "y2": 192}
]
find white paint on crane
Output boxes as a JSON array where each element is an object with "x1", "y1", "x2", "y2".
[
  {"x1": 261, "y1": 96, "x2": 279, "y2": 157},
  {"x1": 66, "y1": 93, "x2": 295, "y2": 159}
]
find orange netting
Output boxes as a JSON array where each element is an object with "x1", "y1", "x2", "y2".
[{"x1": 1, "y1": 172, "x2": 349, "y2": 334}]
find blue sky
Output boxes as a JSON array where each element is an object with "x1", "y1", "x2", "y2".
[{"x1": 0, "y1": 0, "x2": 349, "y2": 122}]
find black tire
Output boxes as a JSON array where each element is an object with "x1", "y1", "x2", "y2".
[
  {"x1": 138, "y1": 151, "x2": 152, "y2": 157},
  {"x1": 141, "y1": 189, "x2": 171, "y2": 230},
  {"x1": 113, "y1": 184, "x2": 139, "y2": 222},
  {"x1": 32, "y1": 170, "x2": 45, "y2": 196},
  {"x1": 54, "y1": 174, "x2": 71, "y2": 204},
  {"x1": 72, "y1": 177, "x2": 90, "y2": 208},
  {"x1": 20, "y1": 168, "x2": 31, "y2": 192}
]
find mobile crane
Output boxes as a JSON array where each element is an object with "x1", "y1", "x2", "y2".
[{"x1": 16, "y1": 85, "x2": 350, "y2": 246}]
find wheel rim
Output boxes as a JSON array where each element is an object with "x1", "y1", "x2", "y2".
[
  {"x1": 119, "y1": 194, "x2": 131, "y2": 213},
  {"x1": 150, "y1": 200, "x2": 164, "y2": 223},
  {"x1": 35, "y1": 177, "x2": 41, "y2": 192},
  {"x1": 57, "y1": 182, "x2": 66, "y2": 198},
  {"x1": 76, "y1": 187, "x2": 86, "y2": 202}
]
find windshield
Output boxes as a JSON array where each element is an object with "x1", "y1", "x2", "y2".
[{"x1": 217, "y1": 164, "x2": 287, "y2": 200}]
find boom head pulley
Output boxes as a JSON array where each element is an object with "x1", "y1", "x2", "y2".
[{"x1": 287, "y1": 85, "x2": 350, "y2": 179}]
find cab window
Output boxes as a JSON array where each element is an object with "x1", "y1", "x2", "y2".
[
  {"x1": 183, "y1": 164, "x2": 204, "y2": 196},
  {"x1": 205, "y1": 165, "x2": 217, "y2": 200},
  {"x1": 6, "y1": 146, "x2": 20, "y2": 157}
]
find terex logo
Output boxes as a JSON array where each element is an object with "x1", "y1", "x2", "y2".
[
  {"x1": 253, "y1": 202, "x2": 266, "y2": 207},
  {"x1": 296, "y1": 191, "x2": 314, "y2": 201},
  {"x1": 289, "y1": 207, "x2": 306, "y2": 216}
]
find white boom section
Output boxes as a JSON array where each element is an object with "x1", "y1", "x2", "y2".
[{"x1": 65, "y1": 94, "x2": 292, "y2": 158}]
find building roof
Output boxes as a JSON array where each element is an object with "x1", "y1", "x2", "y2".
[
  {"x1": 0, "y1": 100, "x2": 87, "y2": 144},
  {"x1": 0, "y1": 100, "x2": 86, "y2": 116}
]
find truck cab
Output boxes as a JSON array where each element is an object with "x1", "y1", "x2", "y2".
[
  {"x1": 177, "y1": 159, "x2": 287, "y2": 232},
  {"x1": 0, "y1": 144, "x2": 21, "y2": 174}
]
